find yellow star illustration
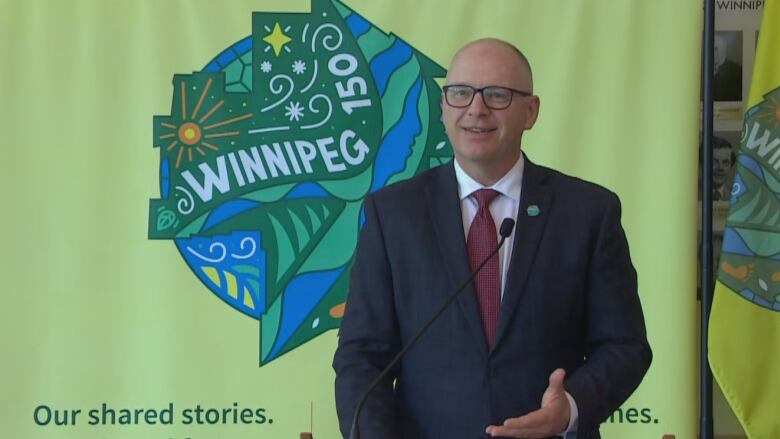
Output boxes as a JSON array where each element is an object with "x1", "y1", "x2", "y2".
[{"x1": 263, "y1": 22, "x2": 292, "y2": 57}]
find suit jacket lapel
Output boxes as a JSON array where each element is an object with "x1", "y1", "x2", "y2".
[
  {"x1": 425, "y1": 163, "x2": 489, "y2": 357},
  {"x1": 492, "y1": 158, "x2": 553, "y2": 351}
]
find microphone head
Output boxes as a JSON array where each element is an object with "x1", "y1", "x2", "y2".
[{"x1": 499, "y1": 218, "x2": 515, "y2": 238}]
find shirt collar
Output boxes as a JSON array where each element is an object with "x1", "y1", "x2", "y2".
[{"x1": 454, "y1": 154, "x2": 524, "y2": 202}]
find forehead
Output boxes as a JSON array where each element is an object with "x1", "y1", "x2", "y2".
[
  {"x1": 446, "y1": 43, "x2": 527, "y2": 88},
  {"x1": 714, "y1": 146, "x2": 731, "y2": 156}
]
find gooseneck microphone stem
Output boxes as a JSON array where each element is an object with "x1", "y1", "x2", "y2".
[{"x1": 348, "y1": 218, "x2": 515, "y2": 439}]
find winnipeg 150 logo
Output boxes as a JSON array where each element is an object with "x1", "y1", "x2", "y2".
[
  {"x1": 149, "y1": 0, "x2": 452, "y2": 364},
  {"x1": 719, "y1": 86, "x2": 780, "y2": 312}
]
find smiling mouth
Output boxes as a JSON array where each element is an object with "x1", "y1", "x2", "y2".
[{"x1": 463, "y1": 127, "x2": 495, "y2": 133}]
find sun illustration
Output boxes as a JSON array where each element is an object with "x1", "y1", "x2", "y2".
[{"x1": 157, "y1": 77, "x2": 253, "y2": 168}]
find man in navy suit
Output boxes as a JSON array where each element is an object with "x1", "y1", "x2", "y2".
[{"x1": 333, "y1": 38, "x2": 651, "y2": 439}]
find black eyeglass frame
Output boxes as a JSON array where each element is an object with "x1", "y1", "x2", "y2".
[{"x1": 442, "y1": 84, "x2": 532, "y2": 110}]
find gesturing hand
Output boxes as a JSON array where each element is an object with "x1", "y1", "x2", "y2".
[{"x1": 485, "y1": 368, "x2": 570, "y2": 438}]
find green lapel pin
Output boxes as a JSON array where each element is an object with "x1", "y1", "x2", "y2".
[{"x1": 526, "y1": 205, "x2": 540, "y2": 217}]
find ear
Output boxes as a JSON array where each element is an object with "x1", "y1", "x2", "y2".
[{"x1": 524, "y1": 95, "x2": 541, "y2": 129}]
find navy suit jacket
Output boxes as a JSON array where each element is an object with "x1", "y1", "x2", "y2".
[{"x1": 333, "y1": 157, "x2": 651, "y2": 439}]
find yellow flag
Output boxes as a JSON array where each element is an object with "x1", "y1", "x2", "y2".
[{"x1": 709, "y1": 3, "x2": 780, "y2": 439}]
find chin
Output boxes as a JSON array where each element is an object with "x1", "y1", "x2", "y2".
[{"x1": 457, "y1": 150, "x2": 494, "y2": 165}]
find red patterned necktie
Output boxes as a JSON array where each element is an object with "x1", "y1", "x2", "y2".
[{"x1": 467, "y1": 188, "x2": 501, "y2": 347}]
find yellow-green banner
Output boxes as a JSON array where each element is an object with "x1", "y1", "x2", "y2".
[{"x1": 0, "y1": 1, "x2": 700, "y2": 438}]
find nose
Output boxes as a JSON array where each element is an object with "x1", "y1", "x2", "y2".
[{"x1": 467, "y1": 91, "x2": 490, "y2": 115}]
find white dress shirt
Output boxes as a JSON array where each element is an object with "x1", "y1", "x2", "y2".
[
  {"x1": 453, "y1": 155, "x2": 578, "y2": 438},
  {"x1": 454, "y1": 155, "x2": 524, "y2": 297}
]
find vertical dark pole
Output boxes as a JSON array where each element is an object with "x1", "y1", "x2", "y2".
[{"x1": 701, "y1": 0, "x2": 715, "y2": 438}]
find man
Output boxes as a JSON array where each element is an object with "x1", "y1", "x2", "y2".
[
  {"x1": 713, "y1": 32, "x2": 743, "y2": 102},
  {"x1": 333, "y1": 38, "x2": 651, "y2": 439},
  {"x1": 712, "y1": 136, "x2": 735, "y2": 201}
]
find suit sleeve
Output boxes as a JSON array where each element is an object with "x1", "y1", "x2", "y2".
[
  {"x1": 565, "y1": 193, "x2": 652, "y2": 438},
  {"x1": 333, "y1": 193, "x2": 401, "y2": 439}
]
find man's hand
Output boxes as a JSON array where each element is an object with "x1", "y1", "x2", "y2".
[{"x1": 485, "y1": 368, "x2": 571, "y2": 438}]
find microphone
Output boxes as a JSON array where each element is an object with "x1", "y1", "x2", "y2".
[{"x1": 348, "y1": 218, "x2": 516, "y2": 439}]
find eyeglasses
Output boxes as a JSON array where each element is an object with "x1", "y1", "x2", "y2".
[{"x1": 442, "y1": 84, "x2": 531, "y2": 110}]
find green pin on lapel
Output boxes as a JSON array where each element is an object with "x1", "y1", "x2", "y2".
[{"x1": 526, "y1": 205, "x2": 540, "y2": 217}]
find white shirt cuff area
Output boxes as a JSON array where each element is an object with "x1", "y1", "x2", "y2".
[{"x1": 561, "y1": 391, "x2": 578, "y2": 438}]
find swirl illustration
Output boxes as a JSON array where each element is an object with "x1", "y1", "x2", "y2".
[
  {"x1": 187, "y1": 242, "x2": 227, "y2": 263},
  {"x1": 301, "y1": 94, "x2": 333, "y2": 129},
  {"x1": 231, "y1": 237, "x2": 257, "y2": 259},
  {"x1": 175, "y1": 186, "x2": 195, "y2": 215},
  {"x1": 310, "y1": 23, "x2": 343, "y2": 52},
  {"x1": 301, "y1": 59, "x2": 319, "y2": 93},
  {"x1": 301, "y1": 23, "x2": 310, "y2": 43},
  {"x1": 248, "y1": 125, "x2": 290, "y2": 135},
  {"x1": 261, "y1": 74, "x2": 295, "y2": 112}
]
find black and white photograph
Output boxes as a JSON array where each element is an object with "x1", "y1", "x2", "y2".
[
  {"x1": 714, "y1": 31, "x2": 744, "y2": 102},
  {"x1": 712, "y1": 131, "x2": 739, "y2": 204},
  {"x1": 698, "y1": 130, "x2": 739, "y2": 229}
]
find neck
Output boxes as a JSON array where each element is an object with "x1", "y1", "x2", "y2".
[{"x1": 456, "y1": 153, "x2": 521, "y2": 186}]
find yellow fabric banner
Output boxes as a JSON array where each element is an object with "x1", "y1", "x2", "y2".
[
  {"x1": 709, "y1": 2, "x2": 780, "y2": 438},
  {"x1": 0, "y1": 1, "x2": 700, "y2": 437}
]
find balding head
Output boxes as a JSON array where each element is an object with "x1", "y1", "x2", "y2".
[{"x1": 448, "y1": 38, "x2": 534, "y2": 93}]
